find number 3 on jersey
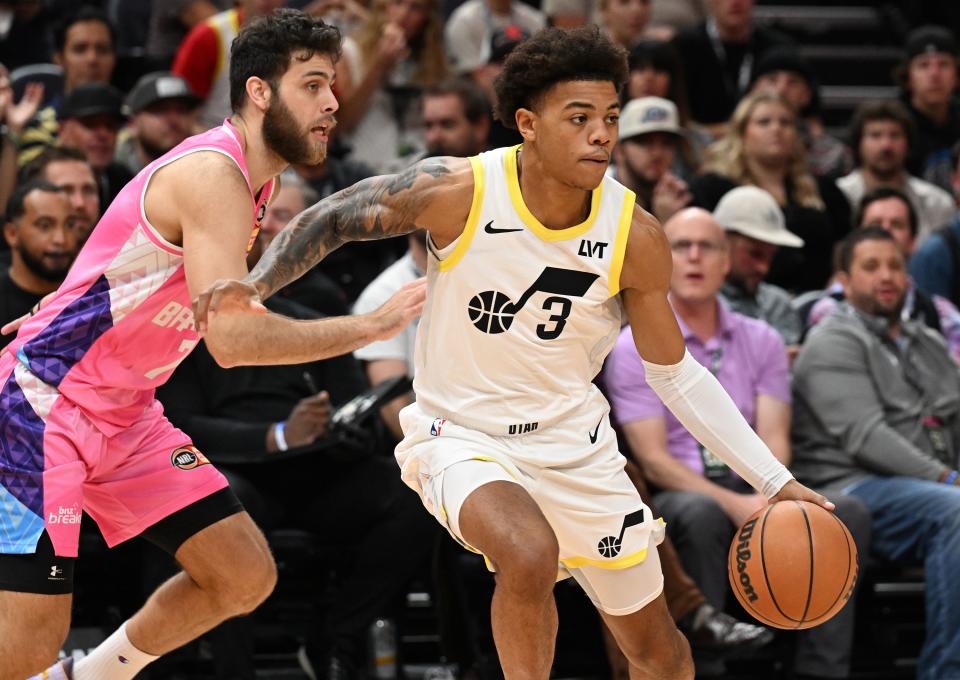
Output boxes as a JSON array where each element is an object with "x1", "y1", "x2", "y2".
[{"x1": 466, "y1": 267, "x2": 598, "y2": 340}]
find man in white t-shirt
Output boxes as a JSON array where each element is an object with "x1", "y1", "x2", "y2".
[
  {"x1": 445, "y1": 0, "x2": 546, "y2": 75},
  {"x1": 837, "y1": 99, "x2": 956, "y2": 243}
]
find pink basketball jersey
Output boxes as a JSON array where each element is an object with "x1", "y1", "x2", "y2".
[{"x1": 4, "y1": 120, "x2": 274, "y2": 435}]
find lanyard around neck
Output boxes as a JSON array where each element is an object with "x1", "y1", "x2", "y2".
[
  {"x1": 707, "y1": 344, "x2": 723, "y2": 376},
  {"x1": 706, "y1": 18, "x2": 753, "y2": 96}
]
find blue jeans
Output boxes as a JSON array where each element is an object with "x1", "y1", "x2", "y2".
[{"x1": 848, "y1": 476, "x2": 960, "y2": 680}]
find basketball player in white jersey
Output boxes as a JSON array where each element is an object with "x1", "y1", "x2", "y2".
[{"x1": 195, "y1": 26, "x2": 833, "y2": 678}]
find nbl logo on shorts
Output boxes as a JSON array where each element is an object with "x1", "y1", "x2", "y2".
[
  {"x1": 467, "y1": 267, "x2": 598, "y2": 339},
  {"x1": 171, "y1": 445, "x2": 211, "y2": 470},
  {"x1": 430, "y1": 417, "x2": 446, "y2": 436}
]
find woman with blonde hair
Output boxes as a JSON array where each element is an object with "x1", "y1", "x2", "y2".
[
  {"x1": 690, "y1": 90, "x2": 851, "y2": 292},
  {"x1": 335, "y1": 0, "x2": 448, "y2": 172}
]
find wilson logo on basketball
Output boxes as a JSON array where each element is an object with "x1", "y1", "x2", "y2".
[
  {"x1": 727, "y1": 501, "x2": 858, "y2": 630},
  {"x1": 171, "y1": 445, "x2": 210, "y2": 470},
  {"x1": 734, "y1": 517, "x2": 759, "y2": 602}
]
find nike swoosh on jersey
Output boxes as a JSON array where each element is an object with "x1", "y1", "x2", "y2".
[
  {"x1": 484, "y1": 220, "x2": 524, "y2": 234},
  {"x1": 589, "y1": 418, "x2": 602, "y2": 444}
]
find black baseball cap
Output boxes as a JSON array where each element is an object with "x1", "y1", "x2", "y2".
[
  {"x1": 751, "y1": 47, "x2": 817, "y2": 89},
  {"x1": 905, "y1": 26, "x2": 958, "y2": 60},
  {"x1": 490, "y1": 24, "x2": 530, "y2": 63},
  {"x1": 124, "y1": 72, "x2": 202, "y2": 116},
  {"x1": 60, "y1": 83, "x2": 125, "y2": 121},
  {"x1": 628, "y1": 40, "x2": 680, "y2": 73}
]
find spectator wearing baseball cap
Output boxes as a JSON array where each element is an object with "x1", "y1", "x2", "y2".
[
  {"x1": 612, "y1": 96, "x2": 691, "y2": 222},
  {"x1": 897, "y1": 25, "x2": 960, "y2": 195},
  {"x1": 115, "y1": 72, "x2": 202, "y2": 175},
  {"x1": 750, "y1": 47, "x2": 852, "y2": 180},
  {"x1": 714, "y1": 185, "x2": 803, "y2": 347},
  {"x1": 470, "y1": 24, "x2": 530, "y2": 150},
  {"x1": 57, "y1": 83, "x2": 132, "y2": 210}
]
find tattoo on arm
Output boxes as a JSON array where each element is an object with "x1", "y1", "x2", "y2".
[{"x1": 246, "y1": 159, "x2": 452, "y2": 298}]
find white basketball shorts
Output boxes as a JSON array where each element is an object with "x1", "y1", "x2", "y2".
[{"x1": 395, "y1": 399, "x2": 666, "y2": 615}]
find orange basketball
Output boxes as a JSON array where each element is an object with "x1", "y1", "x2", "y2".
[{"x1": 727, "y1": 500, "x2": 858, "y2": 630}]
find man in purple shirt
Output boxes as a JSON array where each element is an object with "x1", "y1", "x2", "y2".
[{"x1": 604, "y1": 208, "x2": 871, "y2": 680}]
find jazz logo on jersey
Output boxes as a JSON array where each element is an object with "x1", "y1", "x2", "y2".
[
  {"x1": 467, "y1": 266, "x2": 599, "y2": 339},
  {"x1": 171, "y1": 445, "x2": 210, "y2": 470},
  {"x1": 430, "y1": 417, "x2": 447, "y2": 436}
]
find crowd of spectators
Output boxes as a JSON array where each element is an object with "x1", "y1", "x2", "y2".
[{"x1": 2, "y1": 1, "x2": 960, "y2": 679}]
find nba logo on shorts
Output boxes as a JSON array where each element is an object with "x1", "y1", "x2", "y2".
[{"x1": 430, "y1": 418, "x2": 446, "y2": 436}]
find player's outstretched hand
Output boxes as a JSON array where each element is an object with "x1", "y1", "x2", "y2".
[
  {"x1": 769, "y1": 479, "x2": 836, "y2": 512},
  {"x1": 192, "y1": 279, "x2": 268, "y2": 334},
  {"x1": 369, "y1": 277, "x2": 426, "y2": 341}
]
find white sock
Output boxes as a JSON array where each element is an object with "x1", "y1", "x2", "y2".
[{"x1": 73, "y1": 622, "x2": 159, "y2": 679}]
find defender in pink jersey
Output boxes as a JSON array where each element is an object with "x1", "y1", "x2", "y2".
[{"x1": 0, "y1": 10, "x2": 424, "y2": 680}]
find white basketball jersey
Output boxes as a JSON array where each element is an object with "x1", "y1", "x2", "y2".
[{"x1": 413, "y1": 145, "x2": 636, "y2": 436}]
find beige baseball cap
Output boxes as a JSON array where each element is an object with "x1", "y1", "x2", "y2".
[
  {"x1": 713, "y1": 186, "x2": 804, "y2": 248},
  {"x1": 619, "y1": 97, "x2": 684, "y2": 141}
]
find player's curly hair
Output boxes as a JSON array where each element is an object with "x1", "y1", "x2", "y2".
[
  {"x1": 493, "y1": 26, "x2": 628, "y2": 130},
  {"x1": 230, "y1": 8, "x2": 342, "y2": 112}
]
